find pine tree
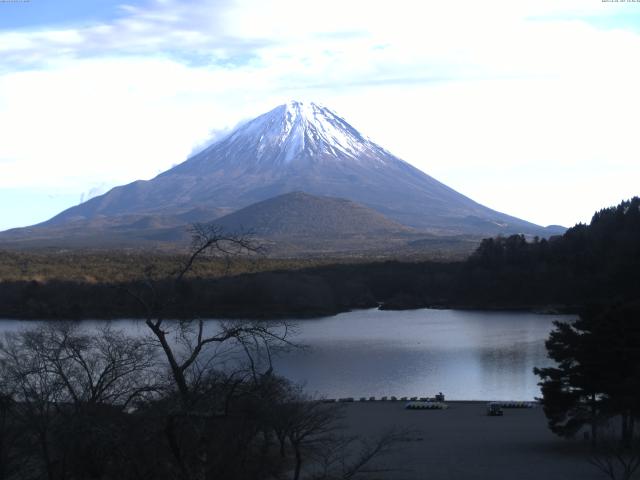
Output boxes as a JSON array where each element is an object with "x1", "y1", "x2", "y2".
[{"x1": 535, "y1": 302, "x2": 640, "y2": 445}]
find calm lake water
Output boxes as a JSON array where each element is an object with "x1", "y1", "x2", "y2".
[{"x1": 0, "y1": 308, "x2": 572, "y2": 401}]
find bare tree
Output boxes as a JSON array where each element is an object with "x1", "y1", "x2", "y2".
[
  {"x1": 120, "y1": 223, "x2": 304, "y2": 480},
  {"x1": 127, "y1": 223, "x2": 294, "y2": 406},
  {"x1": 0, "y1": 323, "x2": 158, "y2": 480},
  {"x1": 1, "y1": 328, "x2": 73, "y2": 480},
  {"x1": 0, "y1": 383, "x2": 24, "y2": 480},
  {"x1": 254, "y1": 380, "x2": 344, "y2": 480},
  {"x1": 589, "y1": 423, "x2": 640, "y2": 480},
  {"x1": 265, "y1": 384, "x2": 407, "y2": 480},
  {"x1": 19, "y1": 323, "x2": 157, "y2": 408},
  {"x1": 310, "y1": 429, "x2": 408, "y2": 480}
]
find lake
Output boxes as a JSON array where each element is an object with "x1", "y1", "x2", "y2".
[{"x1": 0, "y1": 308, "x2": 572, "y2": 400}]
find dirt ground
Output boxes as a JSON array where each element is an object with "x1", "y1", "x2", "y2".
[{"x1": 338, "y1": 401, "x2": 603, "y2": 480}]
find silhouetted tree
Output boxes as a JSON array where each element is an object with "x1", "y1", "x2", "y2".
[
  {"x1": 534, "y1": 316, "x2": 606, "y2": 443},
  {"x1": 589, "y1": 424, "x2": 640, "y2": 480},
  {"x1": 0, "y1": 323, "x2": 157, "y2": 480},
  {"x1": 535, "y1": 302, "x2": 640, "y2": 446},
  {"x1": 0, "y1": 391, "x2": 21, "y2": 480},
  {"x1": 126, "y1": 223, "x2": 295, "y2": 405},
  {"x1": 123, "y1": 224, "x2": 306, "y2": 480}
]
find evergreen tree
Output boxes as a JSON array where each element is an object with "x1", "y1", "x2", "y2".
[
  {"x1": 534, "y1": 316, "x2": 606, "y2": 443},
  {"x1": 535, "y1": 302, "x2": 640, "y2": 444}
]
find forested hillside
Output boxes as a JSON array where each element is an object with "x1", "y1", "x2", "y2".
[
  {"x1": 463, "y1": 196, "x2": 640, "y2": 308},
  {"x1": 0, "y1": 198, "x2": 637, "y2": 319}
]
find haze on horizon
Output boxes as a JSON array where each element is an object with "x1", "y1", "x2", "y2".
[{"x1": 0, "y1": 0, "x2": 639, "y2": 232}]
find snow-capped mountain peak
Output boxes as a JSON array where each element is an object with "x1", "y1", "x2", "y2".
[
  {"x1": 210, "y1": 100, "x2": 388, "y2": 167},
  {"x1": 31, "y1": 101, "x2": 555, "y2": 239}
]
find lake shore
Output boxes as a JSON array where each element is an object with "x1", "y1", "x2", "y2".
[
  {"x1": 0, "y1": 252, "x2": 588, "y2": 321},
  {"x1": 338, "y1": 401, "x2": 599, "y2": 480}
]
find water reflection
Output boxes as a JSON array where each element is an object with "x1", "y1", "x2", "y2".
[
  {"x1": 0, "y1": 308, "x2": 571, "y2": 400},
  {"x1": 272, "y1": 309, "x2": 568, "y2": 400}
]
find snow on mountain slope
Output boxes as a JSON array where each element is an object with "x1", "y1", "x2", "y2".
[
  {"x1": 236, "y1": 101, "x2": 382, "y2": 160},
  {"x1": 170, "y1": 100, "x2": 393, "y2": 174},
  {"x1": 35, "y1": 101, "x2": 558, "y2": 237}
]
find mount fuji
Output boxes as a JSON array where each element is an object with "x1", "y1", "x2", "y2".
[{"x1": 1, "y1": 101, "x2": 563, "y2": 251}]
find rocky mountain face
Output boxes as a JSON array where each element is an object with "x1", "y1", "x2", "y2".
[{"x1": 1, "y1": 101, "x2": 563, "y2": 252}]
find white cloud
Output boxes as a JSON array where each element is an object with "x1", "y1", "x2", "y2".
[
  {"x1": 79, "y1": 183, "x2": 111, "y2": 204},
  {"x1": 0, "y1": 0, "x2": 639, "y2": 228}
]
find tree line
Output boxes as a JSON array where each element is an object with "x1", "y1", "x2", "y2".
[
  {"x1": 530, "y1": 198, "x2": 640, "y2": 479},
  {"x1": 2, "y1": 198, "x2": 639, "y2": 319}
]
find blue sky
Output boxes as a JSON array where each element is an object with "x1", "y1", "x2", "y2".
[
  {"x1": 0, "y1": 0, "x2": 639, "y2": 231},
  {"x1": 0, "y1": 0, "x2": 139, "y2": 29}
]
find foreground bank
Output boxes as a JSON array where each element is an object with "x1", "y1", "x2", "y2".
[{"x1": 340, "y1": 401, "x2": 598, "y2": 480}]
